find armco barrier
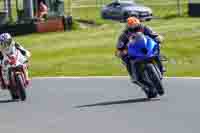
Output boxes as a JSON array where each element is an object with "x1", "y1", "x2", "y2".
[{"x1": 0, "y1": 23, "x2": 36, "y2": 36}]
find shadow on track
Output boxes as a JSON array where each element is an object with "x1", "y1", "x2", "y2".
[
  {"x1": 75, "y1": 98, "x2": 160, "y2": 108},
  {"x1": 0, "y1": 99, "x2": 18, "y2": 103}
]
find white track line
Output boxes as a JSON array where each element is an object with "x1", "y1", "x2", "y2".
[{"x1": 33, "y1": 76, "x2": 200, "y2": 80}]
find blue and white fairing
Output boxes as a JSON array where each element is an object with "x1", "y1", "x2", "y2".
[{"x1": 128, "y1": 35, "x2": 159, "y2": 60}]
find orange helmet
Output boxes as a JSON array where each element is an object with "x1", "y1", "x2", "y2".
[{"x1": 127, "y1": 17, "x2": 140, "y2": 27}]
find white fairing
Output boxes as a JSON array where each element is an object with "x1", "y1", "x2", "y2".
[{"x1": 1, "y1": 44, "x2": 27, "y2": 84}]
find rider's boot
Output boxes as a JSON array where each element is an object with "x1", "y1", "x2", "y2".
[
  {"x1": 125, "y1": 61, "x2": 139, "y2": 84},
  {"x1": 22, "y1": 66, "x2": 30, "y2": 85},
  {"x1": 158, "y1": 56, "x2": 166, "y2": 74}
]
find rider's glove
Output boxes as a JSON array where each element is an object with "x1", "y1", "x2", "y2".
[
  {"x1": 26, "y1": 51, "x2": 31, "y2": 58},
  {"x1": 115, "y1": 49, "x2": 128, "y2": 58},
  {"x1": 155, "y1": 35, "x2": 164, "y2": 44},
  {"x1": 115, "y1": 50, "x2": 121, "y2": 58}
]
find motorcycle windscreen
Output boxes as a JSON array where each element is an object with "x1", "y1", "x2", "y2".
[
  {"x1": 146, "y1": 36, "x2": 158, "y2": 56},
  {"x1": 128, "y1": 35, "x2": 158, "y2": 59}
]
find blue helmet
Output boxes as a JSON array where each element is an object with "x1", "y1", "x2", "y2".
[{"x1": 0, "y1": 33, "x2": 12, "y2": 48}]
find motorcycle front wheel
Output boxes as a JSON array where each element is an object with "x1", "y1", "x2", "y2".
[
  {"x1": 145, "y1": 63, "x2": 165, "y2": 96},
  {"x1": 15, "y1": 74, "x2": 26, "y2": 101},
  {"x1": 130, "y1": 61, "x2": 157, "y2": 99}
]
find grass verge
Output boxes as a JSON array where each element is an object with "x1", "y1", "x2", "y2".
[{"x1": 14, "y1": 17, "x2": 200, "y2": 77}]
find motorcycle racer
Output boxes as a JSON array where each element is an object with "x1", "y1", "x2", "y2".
[
  {"x1": 115, "y1": 17, "x2": 165, "y2": 87},
  {"x1": 0, "y1": 33, "x2": 31, "y2": 87}
]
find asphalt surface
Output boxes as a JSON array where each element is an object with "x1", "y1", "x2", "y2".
[{"x1": 0, "y1": 77, "x2": 199, "y2": 133}]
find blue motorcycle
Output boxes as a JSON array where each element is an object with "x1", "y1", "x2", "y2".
[{"x1": 127, "y1": 33, "x2": 165, "y2": 99}]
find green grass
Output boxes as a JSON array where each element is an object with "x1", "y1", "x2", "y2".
[
  {"x1": 6, "y1": 0, "x2": 199, "y2": 77},
  {"x1": 7, "y1": 0, "x2": 188, "y2": 23},
  {"x1": 14, "y1": 17, "x2": 200, "y2": 77}
]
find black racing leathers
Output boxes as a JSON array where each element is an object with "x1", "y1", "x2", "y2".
[{"x1": 117, "y1": 24, "x2": 159, "y2": 50}]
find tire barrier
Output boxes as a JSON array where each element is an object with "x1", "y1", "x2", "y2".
[
  {"x1": 36, "y1": 17, "x2": 64, "y2": 33},
  {"x1": 0, "y1": 16, "x2": 73, "y2": 36},
  {"x1": 188, "y1": 3, "x2": 200, "y2": 17},
  {"x1": 63, "y1": 16, "x2": 73, "y2": 30}
]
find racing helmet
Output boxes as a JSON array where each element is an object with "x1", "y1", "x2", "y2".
[
  {"x1": 127, "y1": 17, "x2": 140, "y2": 28},
  {"x1": 0, "y1": 33, "x2": 12, "y2": 49}
]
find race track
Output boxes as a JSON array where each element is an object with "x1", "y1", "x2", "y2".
[{"x1": 0, "y1": 77, "x2": 199, "y2": 133}]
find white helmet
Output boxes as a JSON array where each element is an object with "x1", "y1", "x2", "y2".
[{"x1": 0, "y1": 33, "x2": 12, "y2": 48}]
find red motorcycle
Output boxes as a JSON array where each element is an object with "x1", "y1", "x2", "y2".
[{"x1": 0, "y1": 46, "x2": 29, "y2": 101}]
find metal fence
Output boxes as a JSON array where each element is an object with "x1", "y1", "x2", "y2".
[
  {"x1": 66, "y1": 0, "x2": 188, "y2": 20},
  {"x1": 0, "y1": 0, "x2": 5, "y2": 11},
  {"x1": 0, "y1": 0, "x2": 17, "y2": 22}
]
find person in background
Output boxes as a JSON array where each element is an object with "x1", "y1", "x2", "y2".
[{"x1": 36, "y1": 1, "x2": 48, "y2": 21}]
